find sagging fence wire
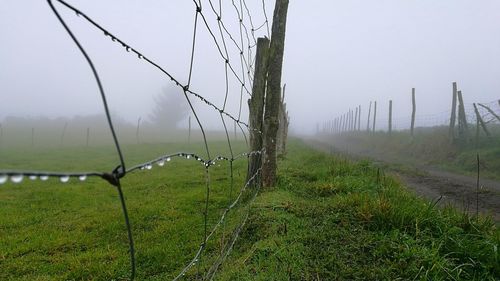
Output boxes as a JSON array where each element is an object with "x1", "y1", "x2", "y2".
[
  {"x1": 1, "y1": 0, "x2": 272, "y2": 280},
  {"x1": 322, "y1": 99, "x2": 500, "y2": 134}
]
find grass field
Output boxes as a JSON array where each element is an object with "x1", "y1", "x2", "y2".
[
  {"x1": 0, "y1": 141, "x2": 252, "y2": 280},
  {"x1": 1, "y1": 140, "x2": 499, "y2": 280}
]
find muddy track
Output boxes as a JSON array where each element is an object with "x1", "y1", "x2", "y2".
[{"x1": 305, "y1": 139, "x2": 500, "y2": 223}]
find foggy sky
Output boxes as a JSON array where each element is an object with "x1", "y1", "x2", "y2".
[{"x1": 1, "y1": 0, "x2": 500, "y2": 134}]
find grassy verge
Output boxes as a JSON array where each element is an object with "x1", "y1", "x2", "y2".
[
  {"x1": 324, "y1": 126, "x2": 500, "y2": 180},
  {"x1": 217, "y1": 140, "x2": 499, "y2": 280}
]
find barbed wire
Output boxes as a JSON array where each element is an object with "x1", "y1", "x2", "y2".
[{"x1": 1, "y1": 0, "x2": 272, "y2": 280}]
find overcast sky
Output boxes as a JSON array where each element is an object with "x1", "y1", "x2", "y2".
[{"x1": 1, "y1": 0, "x2": 499, "y2": 134}]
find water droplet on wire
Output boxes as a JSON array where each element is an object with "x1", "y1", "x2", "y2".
[
  {"x1": 146, "y1": 164, "x2": 153, "y2": 170},
  {"x1": 167, "y1": 157, "x2": 171, "y2": 162},
  {"x1": 11, "y1": 175, "x2": 23, "y2": 183},
  {"x1": 158, "y1": 160, "x2": 165, "y2": 167},
  {"x1": 40, "y1": 175, "x2": 49, "y2": 181},
  {"x1": 0, "y1": 174, "x2": 7, "y2": 184},
  {"x1": 29, "y1": 175, "x2": 37, "y2": 181},
  {"x1": 79, "y1": 175, "x2": 87, "y2": 182},
  {"x1": 60, "y1": 175, "x2": 70, "y2": 183}
]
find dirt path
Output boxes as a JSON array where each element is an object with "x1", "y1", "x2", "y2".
[{"x1": 305, "y1": 139, "x2": 500, "y2": 223}]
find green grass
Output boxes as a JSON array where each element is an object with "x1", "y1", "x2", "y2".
[
  {"x1": 326, "y1": 126, "x2": 500, "y2": 180},
  {"x1": 0, "y1": 141, "x2": 251, "y2": 280},
  {"x1": 216, "y1": 140, "x2": 499, "y2": 280},
  {"x1": 1, "y1": 140, "x2": 498, "y2": 280}
]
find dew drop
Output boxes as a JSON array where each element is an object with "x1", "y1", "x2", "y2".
[
  {"x1": 79, "y1": 175, "x2": 87, "y2": 182},
  {"x1": 146, "y1": 164, "x2": 153, "y2": 170},
  {"x1": 186, "y1": 155, "x2": 191, "y2": 159},
  {"x1": 158, "y1": 160, "x2": 165, "y2": 167},
  {"x1": 11, "y1": 174, "x2": 23, "y2": 183},
  {"x1": 166, "y1": 157, "x2": 171, "y2": 162},
  {"x1": 40, "y1": 175, "x2": 49, "y2": 181},
  {"x1": 0, "y1": 174, "x2": 7, "y2": 184},
  {"x1": 29, "y1": 175, "x2": 37, "y2": 181},
  {"x1": 60, "y1": 175, "x2": 70, "y2": 183}
]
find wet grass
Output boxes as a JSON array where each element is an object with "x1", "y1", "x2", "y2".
[
  {"x1": 217, "y1": 140, "x2": 499, "y2": 280},
  {"x1": 326, "y1": 126, "x2": 500, "y2": 180},
  {"x1": 0, "y1": 141, "x2": 250, "y2": 280},
  {"x1": 1, "y1": 140, "x2": 498, "y2": 280}
]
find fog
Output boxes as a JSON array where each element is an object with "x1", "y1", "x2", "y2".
[{"x1": 1, "y1": 0, "x2": 500, "y2": 135}]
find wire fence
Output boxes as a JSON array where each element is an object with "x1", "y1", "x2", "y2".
[
  {"x1": 0, "y1": 0, "x2": 272, "y2": 279},
  {"x1": 320, "y1": 98, "x2": 500, "y2": 136}
]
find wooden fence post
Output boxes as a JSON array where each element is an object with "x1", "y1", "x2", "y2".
[
  {"x1": 358, "y1": 105, "x2": 361, "y2": 131},
  {"x1": 449, "y1": 82, "x2": 457, "y2": 142},
  {"x1": 388, "y1": 100, "x2": 392, "y2": 135},
  {"x1": 86, "y1": 127, "x2": 90, "y2": 147},
  {"x1": 60, "y1": 122, "x2": 68, "y2": 147},
  {"x1": 457, "y1": 90, "x2": 468, "y2": 141},
  {"x1": 262, "y1": 0, "x2": 289, "y2": 187},
  {"x1": 354, "y1": 107, "x2": 358, "y2": 133},
  {"x1": 473, "y1": 103, "x2": 491, "y2": 137},
  {"x1": 411, "y1": 88, "x2": 416, "y2": 138},
  {"x1": 372, "y1": 101, "x2": 377, "y2": 132},
  {"x1": 136, "y1": 117, "x2": 142, "y2": 144},
  {"x1": 247, "y1": 37, "x2": 270, "y2": 187},
  {"x1": 367, "y1": 101, "x2": 372, "y2": 132},
  {"x1": 478, "y1": 103, "x2": 500, "y2": 123}
]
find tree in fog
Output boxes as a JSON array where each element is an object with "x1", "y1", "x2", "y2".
[{"x1": 149, "y1": 84, "x2": 190, "y2": 129}]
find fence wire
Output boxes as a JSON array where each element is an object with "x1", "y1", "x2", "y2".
[
  {"x1": 0, "y1": 0, "x2": 272, "y2": 280},
  {"x1": 322, "y1": 99, "x2": 500, "y2": 135}
]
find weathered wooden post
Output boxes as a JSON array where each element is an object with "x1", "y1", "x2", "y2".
[
  {"x1": 473, "y1": 103, "x2": 490, "y2": 138},
  {"x1": 60, "y1": 122, "x2": 68, "y2": 147},
  {"x1": 358, "y1": 105, "x2": 361, "y2": 131},
  {"x1": 86, "y1": 127, "x2": 90, "y2": 147},
  {"x1": 478, "y1": 103, "x2": 500, "y2": 123},
  {"x1": 348, "y1": 110, "x2": 352, "y2": 132},
  {"x1": 262, "y1": 0, "x2": 289, "y2": 187},
  {"x1": 449, "y1": 82, "x2": 457, "y2": 142},
  {"x1": 234, "y1": 120, "x2": 237, "y2": 140},
  {"x1": 457, "y1": 90, "x2": 468, "y2": 141},
  {"x1": 350, "y1": 109, "x2": 354, "y2": 131},
  {"x1": 372, "y1": 101, "x2": 377, "y2": 132},
  {"x1": 388, "y1": 100, "x2": 392, "y2": 135},
  {"x1": 367, "y1": 101, "x2": 372, "y2": 132},
  {"x1": 354, "y1": 107, "x2": 358, "y2": 133},
  {"x1": 136, "y1": 117, "x2": 142, "y2": 144},
  {"x1": 247, "y1": 37, "x2": 270, "y2": 187},
  {"x1": 411, "y1": 88, "x2": 416, "y2": 138}
]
